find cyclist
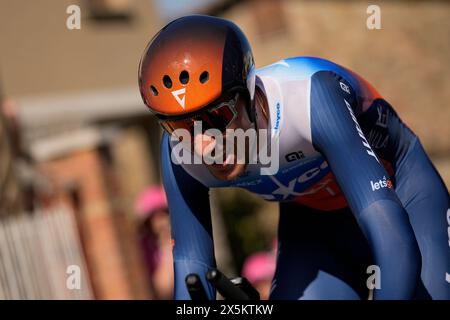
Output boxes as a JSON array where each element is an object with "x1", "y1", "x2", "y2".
[{"x1": 138, "y1": 15, "x2": 450, "y2": 300}]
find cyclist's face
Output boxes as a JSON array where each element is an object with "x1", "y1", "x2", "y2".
[{"x1": 193, "y1": 94, "x2": 253, "y2": 181}]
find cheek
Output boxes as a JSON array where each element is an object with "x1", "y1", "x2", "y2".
[{"x1": 229, "y1": 104, "x2": 251, "y2": 129}]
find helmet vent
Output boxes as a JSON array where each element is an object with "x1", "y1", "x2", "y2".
[
  {"x1": 163, "y1": 75, "x2": 173, "y2": 89},
  {"x1": 199, "y1": 71, "x2": 209, "y2": 84},
  {"x1": 179, "y1": 70, "x2": 189, "y2": 84},
  {"x1": 150, "y1": 85, "x2": 158, "y2": 96}
]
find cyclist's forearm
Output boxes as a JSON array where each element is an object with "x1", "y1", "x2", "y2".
[
  {"x1": 161, "y1": 134, "x2": 216, "y2": 300},
  {"x1": 359, "y1": 199, "x2": 421, "y2": 299}
]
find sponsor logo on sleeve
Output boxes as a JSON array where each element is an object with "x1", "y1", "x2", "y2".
[
  {"x1": 344, "y1": 99, "x2": 380, "y2": 164},
  {"x1": 370, "y1": 176, "x2": 393, "y2": 191},
  {"x1": 340, "y1": 81, "x2": 351, "y2": 94},
  {"x1": 273, "y1": 102, "x2": 281, "y2": 132},
  {"x1": 446, "y1": 208, "x2": 450, "y2": 283},
  {"x1": 285, "y1": 150, "x2": 305, "y2": 162}
]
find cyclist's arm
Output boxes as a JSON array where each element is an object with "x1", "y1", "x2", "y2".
[
  {"x1": 161, "y1": 134, "x2": 216, "y2": 300},
  {"x1": 309, "y1": 71, "x2": 421, "y2": 299}
]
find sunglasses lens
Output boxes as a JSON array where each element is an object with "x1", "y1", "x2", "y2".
[
  {"x1": 159, "y1": 121, "x2": 175, "y2": 134},
  {"x1": 206, "y1": 104, "x2": 235, "y2": 130},
  {"x1": 159, "y1": 93, "x2": 238, "y2": 135},
  {"x1": 161, "y1": 119, "x2": 195, "y2": 135}
]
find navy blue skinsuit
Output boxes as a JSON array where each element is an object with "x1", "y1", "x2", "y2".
[{"x1": 161, "y1": 57, "x2": 450, "y2": 299}]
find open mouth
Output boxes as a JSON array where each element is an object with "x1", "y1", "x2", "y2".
[{"x1": 210, "y1": 154, "x2": 235, "y2": 169}]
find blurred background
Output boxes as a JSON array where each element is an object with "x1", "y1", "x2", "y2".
[{"x1": 0, "y1": 0, "x2": 448, "y2": 299}]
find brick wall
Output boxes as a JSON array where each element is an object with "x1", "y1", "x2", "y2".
[{"x1": 39, "y1": 147, "x2": 149, "y2": 299}]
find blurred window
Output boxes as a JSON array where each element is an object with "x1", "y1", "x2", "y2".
[
  {"x1": 250, "y1": 0, "x2": 287, "y2": 36},
  {"x1": 87, "y1": 0, "x2": 135, "y2": 23}
]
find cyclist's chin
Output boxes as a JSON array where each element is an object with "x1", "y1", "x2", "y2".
[{"x1": 207, "y1": 162, "x2": 246, "y2": 181}]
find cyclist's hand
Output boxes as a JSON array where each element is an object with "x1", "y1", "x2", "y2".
[{"x1": 185, "y1": 268, "x2": 260, "y2": 301}]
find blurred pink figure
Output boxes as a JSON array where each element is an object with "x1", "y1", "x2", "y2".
[
  {"x1": 242, "y1": 250, "x2": 276, "y2": 300},
  {"x1": 135, "y1": 186, "x2": 173, "y2": 299},
  {"x1": 135, "y1": 186, "x2": 168, "y2": 219}
]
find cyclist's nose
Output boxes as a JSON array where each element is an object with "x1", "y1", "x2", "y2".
[{"x1": 193, "y1": 133, "x2": 217, "y2": 158}]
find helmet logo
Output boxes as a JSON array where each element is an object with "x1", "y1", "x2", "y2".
[{"x1": 171, "y1": 88, "x2": 186, "y2": 109}]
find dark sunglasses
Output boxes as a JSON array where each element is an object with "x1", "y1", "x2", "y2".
[{"x1": 158, "y1": 92, "x2": 239, "y2": 136}]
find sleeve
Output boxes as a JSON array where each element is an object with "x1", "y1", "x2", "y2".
[
  {"x1": 160, "y1": 134, "x2": 216, "y2": 300},
  {"x1": 309, "y1": 71, "x2": 421, "y2": 299}
]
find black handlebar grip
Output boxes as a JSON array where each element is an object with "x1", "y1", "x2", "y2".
[
  {"x1": 185, "y1": 273, "x2": 208, "y2": 301},
  {"x1": 230, "y1": 277, "x2": 261, "y2": 300},
  {"x1": 206, "y1": 269, "x2": 249, "y2": 300}
]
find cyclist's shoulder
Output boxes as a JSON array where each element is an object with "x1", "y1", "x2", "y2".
[
  {"x1": 256, "y1": 56, "x2": 354, "y2": 78},
  {"x1": 277, "y1": 57, "x2": 382, "y2": 105}
]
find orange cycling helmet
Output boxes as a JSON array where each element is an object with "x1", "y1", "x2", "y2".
[{"x1": 138, "y1": 15, "x2": 256, "y2": 127}]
